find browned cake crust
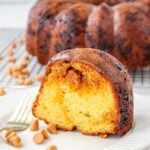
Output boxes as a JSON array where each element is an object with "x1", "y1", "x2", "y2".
[
  {"x1": 32, "y1": 48, "x2": 133, "y2": 136},
  {"x1": 26, "y1": 0, "x2": 50, "y2": 55},
  {"x1": 26, "y1": 0, "x2": 150, "y2": 69}
]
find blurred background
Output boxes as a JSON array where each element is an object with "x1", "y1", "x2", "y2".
[
  {"x1": 0, "y1": 0, "x2": 46, "y2": 89},
  {"x1": 0, "y1": 0, "x2": 36, "y2": 28}
]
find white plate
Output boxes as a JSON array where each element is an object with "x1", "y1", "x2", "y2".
[{"x1": 0, "y1": 87, "x2": 150, "y2": 150}]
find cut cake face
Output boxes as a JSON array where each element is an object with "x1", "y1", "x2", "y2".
[{"x1": 32, "y1": 48, "x2": 133, "y2": 136}]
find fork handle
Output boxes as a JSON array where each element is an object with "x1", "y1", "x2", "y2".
[{"x1": 0, "y1": 124, "x2": 28, "y2": 131}]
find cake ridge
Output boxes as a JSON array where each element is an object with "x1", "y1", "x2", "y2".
[{"x1": 26, "y1": 0, "x2": 150, "y2": 69}]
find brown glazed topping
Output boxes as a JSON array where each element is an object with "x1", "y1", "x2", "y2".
[
  {"x1": 27, "y1": 26, "x2": 36, "y2": 36},
  {"x1": 125, "y1": 11, "x2": 138, "y2": 22},
  {"x1": 141, "y1": 43, "x2": 150, "y2": 51},
  {"x1": 55, "y1": 43, "x2": 64, "y2": 52},
  {"x1": 115, "y1": 36, "x2": 132, "y2": 55}
]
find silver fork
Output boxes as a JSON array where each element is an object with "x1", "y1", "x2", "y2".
[{"x1": 0, "y1": 95, "x2": 34, "y2": 131}]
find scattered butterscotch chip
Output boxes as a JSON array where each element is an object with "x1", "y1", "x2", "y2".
[
  {"x1": 9, "y1": 136, "x2": 22, "y2": 147},
  {"x1": 0, "y1": 56, "x2": 3, "y2": 61},
  {"x1": 0, "y1": 87, "x2": 6, "y2": 96},
  {"x1": 16, "y1": 64, "x2": 24, "y2": 70},
  {"x1": 11, "y1": 42, "x2": 17, "y2": 49},
  {"x1": 16, "y1": 78, "x2": 24, "y2": 85},
  {"x1": 11, "y1": 68, "x2": 18, "y2": 73},
  {"x1": 6, "y1": 63, "x2": 15, "y2": 75},
  {"x1": 22, "y1": 68, "x2": 30, "y2": 75},
  {"x1": 12, "y1": 66, "x2": 21, "y2": 72},
  {"x1": 11, "y1": 67, "x2": 21, "y2": 75},
  {"x1": 8, "y1": 56, "x2": 16, "y2": 62},
  {"x1": 5, "y1": 129, "x2": 14, "y2": 138},
  {"x1": 6, "y1": 49, "x2": 14, "y2": 56},
  {"x1": 20, "y1": 60, "x2": 28, "y2": 68},
  {"x1": 99, "y1": 133, "x2": 108, "y2": 138},
  {"x1": 47, "y1": 145, "x2": 57, "y2": 150},
  {"x1": 36, "y1": 74, "x2": 44, "y2": 82},
  {"x1": 5, "y1": 129, "x2": 22, "y2": 147},
  {"x1": 6, "y1": 132, "x2": 17, "y2": 142},
  {"x1": 24, "y1": 78, "x2": 33, "y2": 85},
  {"x1": 23, "y1": 55, "x2": 30, "y2": 61},
  {"x1": 18, "y1": 75, "x2": 26, "y2": 80},
  {"x1": 16, "y1": 75, "x2": 27, "y2": 85},
  {"x1": 33, "y1": 132, "x2": 45, "y2": 144},
  {"x1": 6, "y1": 67, "x2": 12, "y2": 75},
  {"x1": 41, "y1": 129, "x2": 49, "y2": 139},
  {"x1": 47, "y1": 124, "x2": 57, "y2": 134},
  {"x1": 30, "y1": 119, "x2": 39, "y2": 131},
  {"x1": 12, "y1": 71, "x2": 20, "y2": 78}
]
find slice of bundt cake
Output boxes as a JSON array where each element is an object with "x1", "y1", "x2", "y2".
[{"x1": 32, "y1": 48, "x2": 133, "y2": 136}]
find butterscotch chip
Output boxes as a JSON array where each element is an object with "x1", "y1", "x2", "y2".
[
  {"x1": 9, "y1": 136, "x2": 22, "y2": 147},
  {"x1": 6, "y1": 49, "x2": 14, "y2": 56},
  {"x1": 99, "y1": 133, "x2": 108, "y2": 138},
  {"x1": 11, "y1": 42, "x2": 17, "y2": 49},
  {"x1": 23, "y1": 55, "x2": 30, "y2": 61},
  {"x1": 20, "y1": 60, "x2": 28, "y2": 68},
  {"x1": 0, "y1": 56, "x2": 3, "y2": 61},
  {"x1": 6, "y1": 132, "x2": 17, "y2": 141},
  {"x1": 5, "y1": 129, "x2": 14, "y2": 138},
  {"x1": 8, "y1": 56, "x2": 16, "y2": 62},
  {"x1": 12, "y1": 71, "x2": 21, "y2": 78},
  {"x1": 33, "y1": 132, "x2": 45, "y2": 144},
  {"x1": 6, "y1": 63, "x2": 15, "y2": 75},
  {"x1": 6, "y1": 67, "x2": 12, "y2": 75},
  {"x1": 36, "y1": 74, "x2": 44, "y2": 82},
  {"x1": 12, "y1": 66, "x2": 21, "y2": 72},
  {"x1": 16, "y1": 78, "x2": 24, "y2": 85},
  {"x1": 8, "y1": 63, "x2": 15, "y2": 68},
  {"x1": 47, "y1": 145, "x2": 57, "y2": 150},
  {"x1": 30, "y1": 119, "x2": 39, "y2": 131},
  {"x1": 0, "y1": 87, "x2": 6, "y2": 96},
  {"x1": 5, "y1": 130, "x2": 22, "y2": 147},
  {"x1": 16, "y1": 64, "x2": 24, "y2": 70},
  {"x1": 22, "y1": 68, "x2": 30, "y2": 75},
  {"x1": 41, "y1": 129, "x2": 49, "y2": 139},
  {"x1": 11, "y1": 67, "x2": 19, "y2": 73},
  {"x1": 22, "y1": 59, "x2": 29, "y2": 64},
  {"x1": 24, "y1": 78, "x2": 33, "y2": 85},
  {"x1": 47, "y1": 124, "x2": 57, "y2": 134},
  {"x1": 18, "y1": 75, "x2": 26, "y2": 80}
]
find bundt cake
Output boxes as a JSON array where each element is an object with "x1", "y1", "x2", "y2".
[
  {"x1": 32, "y1": 48, "x2": 133, "y2": 136},
  {"x1": 26, "y1": 0, "x2": 150, "y2": 69}
]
